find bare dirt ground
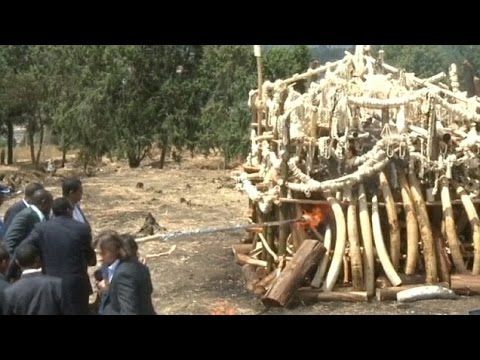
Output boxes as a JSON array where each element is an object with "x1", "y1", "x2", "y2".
[{"x1": 2, "y1": 153, "x2": 480, "y2": 315}]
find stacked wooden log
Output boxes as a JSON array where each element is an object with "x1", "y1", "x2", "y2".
[{"x1": 234, "y1": 45, "x2": 480, "y2": 307}]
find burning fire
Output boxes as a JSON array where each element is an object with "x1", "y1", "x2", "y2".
[{"x1": 298, "y1": 205, "x2": 330, "y2": 230}]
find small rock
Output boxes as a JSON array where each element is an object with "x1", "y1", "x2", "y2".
[{"x1": 136, "y1": 182, "x2": 144, "y2": 189}]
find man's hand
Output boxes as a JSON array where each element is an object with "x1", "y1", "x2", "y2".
[{"x1": 96, "y1": 280, "x2": 109, "y2": 295}]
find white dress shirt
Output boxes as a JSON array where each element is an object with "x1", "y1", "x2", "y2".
[
  {"x1": 29, "y1": 204, "x2": 46, "y2": 222},
  {"x1": 22, "y1": 268, "x2": 42, "y2": 276},
  {"x1": 107, "y1": 259, "x2": 120, "y2": 282},
  {"x1": 73, "y1": 203, "x2": 87, "y2": 223}
]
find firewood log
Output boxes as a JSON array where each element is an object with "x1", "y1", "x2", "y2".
[{"x1": 262, "y1": 240, "x2": 325, "y2": 307}]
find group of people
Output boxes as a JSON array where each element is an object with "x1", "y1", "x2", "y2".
[{"x1": 0, "y1": 177, "x2": 155, "y2": 315}]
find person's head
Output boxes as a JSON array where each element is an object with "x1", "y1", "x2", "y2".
[
  {"x1": 62, "y1": 177, "x2": 83, "y2": 205},
  {"x1": 120, "y1": 233, "x2": 139, "y2": 260},
  {"x1": 24, "y1": 182, "x2": 44, "y2": 203},
  {"x1": 15, "y1": 243, "x2": 41, "y2": 270},
  {"x1": 96, "y1": 231, "x2": 126, "y2": 266},
  {"x1": 30, "y1": 189, "x2": 54, "y2": 217},
  {"x1": 52, "y1": 197, "x2": 74, "y2": 218},
  {"x1": 0, "y1": 243, "x2": 10, "y2": 275}
]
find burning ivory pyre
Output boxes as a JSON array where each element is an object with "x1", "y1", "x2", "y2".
[{"x1": 234, "y1": 46, "x2": 480, "y2": 307}]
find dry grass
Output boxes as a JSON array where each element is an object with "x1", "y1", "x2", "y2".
[{"x1": 13, "y1": 145, "x2": 69, "y2": 164}]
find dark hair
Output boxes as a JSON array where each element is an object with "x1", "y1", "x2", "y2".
[
  {"x1": 120, "y1": 233, "x2": 138, "y2": 259},
  {"x1": 62, "y1": 177, "x2": 82, "y2": 197},
  {"x1": 0, "y1": 243, "x2": 10, "y2": 262},
  {"x1": 25, "y1": 182, "x2": 44, "y2": 199},
  {"x1": 15, "y1": 243, "x2": 40, "y2": 268},
  {"x1": 52, "y1": 197, "x2": 74, "y2": 217},
  {"x1": 30, "y1": 189, "x2": 53, "y2": 208},
  {"x1": 96, "y1": 231, "x2": 126, "y2": 260},
  {"x1": 93, "y1": 230, "x2": 119, "y2": 249}
]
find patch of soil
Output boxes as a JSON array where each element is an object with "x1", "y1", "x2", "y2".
[{"x1": 2, "y1": 156, "x2": 480, "y2": 315}]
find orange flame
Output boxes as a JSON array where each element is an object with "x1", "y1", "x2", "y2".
[{"x1": 299, "y1": 205, "x2": 330, "y2": 230}]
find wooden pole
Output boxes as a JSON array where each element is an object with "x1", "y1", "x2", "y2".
[
  {"x1": 279, "y1": 197, "x2": 480, "y2": 207},
  {"x1": 278, "y1": 106, "x2": 291, "y2": 256},
  {"x1": 254, "y1": 45, "x2": 264, "y2": 137}
]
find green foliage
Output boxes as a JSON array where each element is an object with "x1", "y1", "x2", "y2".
[
  {"x1": 264, "y1": 45, "x2": 311, "y2": 81},
  {"x1": 5, "y1": 45, "x2": 479, "y2": 170},
  {"x1": 196, "y1": 45, "x2": 257, "y2": 163}
]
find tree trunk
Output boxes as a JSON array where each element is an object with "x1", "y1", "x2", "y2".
[
  {"x1": 28, "y1": 127, "x2": 35, "y2": 166},
  {"x1": 61, "y1": 147, "x2": 67, "y2": 168},
  {"x1": 35, "y1": 122, "x2": 44, "y2": 167},
  {"x1": 7, "y1": 120, "x2": 13, "y2": 165},
  {"x1": 262, "y1": 239, "x2": 325, "y2": 307},
  {"x1": 128, "y1": 156, "x2": 141, "y2": 168},
  {"x1": 159, "y1": 145, "x2": 167, "y2": 169}
]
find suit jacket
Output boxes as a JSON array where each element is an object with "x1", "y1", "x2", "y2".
[
  {"x1": 101, "y1": 259, "x2": 155, "y2": 315},
  {"x1": 4, "y1": 207, "x2": 41, "y2": 256},
  {"x1": 3, "y1": 200, "x2": 28, "y2": 234},
  {"x1": 3, "y1": 272, "x2": 63, "y2": 315},
  {"x1": 0, "y1": 273, "x2": 9, "y2": 315},
  {"x1": 23, "y1": 216, "x2": 96, "y2": 315}
]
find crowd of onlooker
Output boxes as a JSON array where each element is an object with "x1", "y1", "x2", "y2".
[{"x1": 0, "y1": 178, "x2": 155, "y2": 315}]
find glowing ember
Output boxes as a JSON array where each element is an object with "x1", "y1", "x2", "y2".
[{"x1": 210, "y1": 300, "x2": 238, "y2": 315}]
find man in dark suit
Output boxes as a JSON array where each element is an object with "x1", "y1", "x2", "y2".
[
  {"x1": 4, "y1": 189, "x2": 53, "y2": 256},
  {"x1": 0, "y1": 184, "x2": 14, "y2": 240},
  {"x1": 96, "y1": 232, "x2": 155, "y2": 315},
  {"x1": 3, "y1": 182, "x2": 44, "y2": 234},
  {"x1": 62, "y1": 177, "x2": 90, "y2": 227},
  {"x1": 0, "y1": 244, "x2": 10, "y2": 314},
  {"x1": 23, "y1": 197, "x2": 96, "y2": 315},
  {"x1": 3, "y1": 189, "x2": 53, "y2": 282},
  {"x1": 3, "y1": 243, "x2": 63, "y2": 315}
]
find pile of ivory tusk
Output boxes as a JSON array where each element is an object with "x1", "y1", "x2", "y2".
[{"x1": 235, "y1": 45, "x2": 480, "y2": 307}]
